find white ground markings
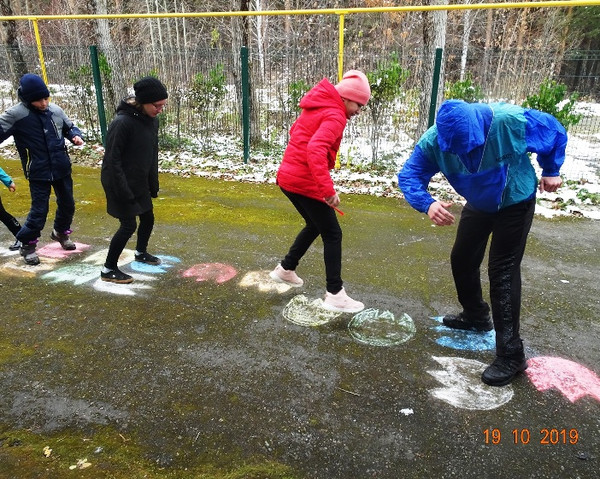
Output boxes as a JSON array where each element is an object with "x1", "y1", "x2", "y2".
[
  {"x1": 91, "y1": 275, "x2": 155, "y2": 296},
  {"x1": 238, "y1": 270, "x2": 295, "y2": 293},
  {"x1": 348, "y1": 309, "x2": 416, "y2": 347},
  {"x1": 82, "y1": 248, "x2": 135, "y2": 267},
  {"x1": 427, "y1": 356, "x2": 514, "y2": 410},
  {"x1": 34, "y1": 248, "x2": 157, "y2": 295},
  {"x1": 282, "y1": 294, "x2": 342, "y2": 326}
]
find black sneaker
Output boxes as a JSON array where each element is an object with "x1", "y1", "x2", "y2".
[
  {"x1": 51, "y1": 229, "x2": 76, "y2": 250},
  {"x1": 101, "y1": 268, "x2": 133, "y2": 284},
  {"x1": 443, "y1": 312, "x2": 493, "y2": 332},
  {"x1": 134, "y1": 252, "x2": 161, "y2": 265},
  {"x1": 482, "y1": 356, "x2": 528, "y2": 387},
  {"x1": 9, "y1": 239, "x2": 21, "y2": 251},
  {"x1": 20, "y1": 243, "x2": 40, "y2": 265}
]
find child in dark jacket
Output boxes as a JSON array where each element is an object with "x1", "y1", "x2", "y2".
[{"x1": 0, "y1": 74, "x2": 84, "y2": 265}]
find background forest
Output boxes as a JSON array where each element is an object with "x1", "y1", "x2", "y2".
[{"x1": 0, "y1": 0, "x2": 599, "y2": 172}]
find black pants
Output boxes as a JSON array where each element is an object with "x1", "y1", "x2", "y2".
[
  {"x1": 104, "y1": 210, "x2": 155, "y2": 269},
  {"x1": 16, "y1": 176, "x2": 75, "y2": 244},
  {"x1": 0, "y1": 194, "x2": 21, "y2": 237},
  {"x1": 451, "y1": 199, "x2": 535, "y2": 357},
  {"x1": 280, "y1": 188, "x2": 343, "y2": 294}
]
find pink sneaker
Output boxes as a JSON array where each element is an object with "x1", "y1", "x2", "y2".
[
  {"x1": 322, "y1": 287, "x2": 364, "y2": 313},
  {"x1": 269, "y1": 264, "x2": 304, "y2": 287}
]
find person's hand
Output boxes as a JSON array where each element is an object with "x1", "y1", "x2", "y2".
[
  {"x1": 427, "y1": 201, "x2": 455, "y2": 226},
  {"x1": 539, "y1": 176, "x2": 562, "y2": 193},
  {"x1": 324, "y1": 193, "x2": 340, "y2": 208},
  {"x1": 8, "y1": 182, "x2": 16, "y2": 193},
  {"x1": 72, "y1": 136, "x2": 84, "y2": 146}
]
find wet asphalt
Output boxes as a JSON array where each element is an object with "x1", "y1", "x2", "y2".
[{"x1": 0, "y1": 164, "x2": 599, "y2": 478}]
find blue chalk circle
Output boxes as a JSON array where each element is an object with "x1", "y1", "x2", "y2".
[
  {"x1": 430, "y1": 316, "x2": 495, "y2": 351},
  {"x1": 130, "y1": 255, "x2": 181, "y2": 273}
]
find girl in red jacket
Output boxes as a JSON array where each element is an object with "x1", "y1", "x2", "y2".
[{"x1": 270, "y1": 70, "x2": 370, "y2": 313}]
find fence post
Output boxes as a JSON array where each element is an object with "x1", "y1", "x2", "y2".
[
  {"x1": 241, "y1": 46, "x2": 250, "y2": 164},
  {"x1": 89, "y1": 46, "x2": 108, "y2": 146},
  {"x1": 428, "y1": 47, "x2": 444, "y2": 128}
]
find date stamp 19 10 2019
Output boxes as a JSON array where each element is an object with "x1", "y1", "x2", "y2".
[{"x1": 483, "y1": 428, "x2": 579, "y2": 445}]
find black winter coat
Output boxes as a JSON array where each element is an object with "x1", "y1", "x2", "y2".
[{"x1": 101, "y1": 99, "x2": 160, "y2": 219}]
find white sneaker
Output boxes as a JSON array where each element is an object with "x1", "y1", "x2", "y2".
[
  {"x1": 322, "y1": 287, "x2": 364, "y2": 313},
  {"x1": 269, "y1": 264, "x2": 304, "y2": 287}
]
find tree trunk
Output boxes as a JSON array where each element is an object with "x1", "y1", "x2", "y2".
[
  {"x1": 417, "y1": 0, "x2": 448, "y2": 139},
  {"x1": 91, "y1": 0, "x2": 127, "y2": 111},
  {"x1": 0, "y1": 0, "x2": 27, "y2": 87}
]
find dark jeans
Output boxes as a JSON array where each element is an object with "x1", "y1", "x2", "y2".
[
  {"x1": 451, "y1": 199, "x2": 535, "y2": 357},
  {"x1": 16, "y1": 176, "x2": 75, "y2": 244},
  {"x1": 0, "y1": 194, "x2": 21, "y2": 236},
  {"x1": 104, "y1": 210, "x2": 155, "y2": 269},
  {"x1": 280, "y1": 188, "x2": 343, "y2": 294}
]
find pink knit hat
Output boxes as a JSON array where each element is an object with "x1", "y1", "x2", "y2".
[{"x1": 334, "y1": 70, "x2": 371, "y2": 106}]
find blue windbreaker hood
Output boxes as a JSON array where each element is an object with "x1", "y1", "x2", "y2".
[{"x1": 436, "y1": 100, "x2": 491, "y2": 155}]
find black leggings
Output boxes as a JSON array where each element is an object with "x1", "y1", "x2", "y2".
[
  {"x1": 0, "y1": 195, "x2": 21, "y2": 237},
  {"x1": 104, "y1": 210, "x2": 155, "y2": 269},
  {"x1": 280, "y1": 188, "x2": 343, "y2": 294}
]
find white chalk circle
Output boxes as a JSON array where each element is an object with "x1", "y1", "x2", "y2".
[
  {"x1": 283, "y1": 294, "x2": 342, "y2": 326},
  {"x1": 428, "y1": 356, "x2": 514, "y2": 410},
  {"x1": 348, "y1": 309, "x2": 416, "y2": 347}
]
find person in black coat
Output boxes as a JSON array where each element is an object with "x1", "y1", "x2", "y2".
[{"x1": 100, "y1": 77, "x2": 168, "y2": 284}]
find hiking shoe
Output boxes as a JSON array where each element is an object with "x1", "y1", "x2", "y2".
[
  {"x1": 322, "y1": 287, "x2": 365, "y2": 313},
  {"x1": 269, "y1": 264, "x2": 303, "y2": 287},
  {"x1": 101, "y1": 268, "x2": 134, "y2": 284},
  {"x1": 51, "y1": 229, "x2": 76, "y2": 250},
  {"x1": 134, "y1": 252, "x2": 161, "y2": 265},
  {"x1": 482, "y1": 356, "x2": 528, "y2": 387},
  {"x1": 443, "y1": 312, "x2": 493, "y2": 332},
  {"x1": 9, "y1": 239, "x2": 21, "y2": 251},
  {"x1": 20, "y1": 243, "x2": 40, "y2": 266}
]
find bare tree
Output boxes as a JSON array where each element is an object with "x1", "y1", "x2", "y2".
[
  {"x1": 417, "y1": 0, "x2": 448, "y2": 138},
  {"x1": 0, "y1": 0, "x2": 27, "y2": 86}
]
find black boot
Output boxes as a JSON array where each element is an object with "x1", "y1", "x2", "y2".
[
  {"x1": 443, "y1": 312, "x2": 493, "y2": 332},
  {"x1": 482, "y1": 355, "x2": 528, "y2": 386}
]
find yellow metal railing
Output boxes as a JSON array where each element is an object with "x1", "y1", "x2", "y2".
[{"x1": 1, "y1": 1, "x2": 599, "y2": 84}]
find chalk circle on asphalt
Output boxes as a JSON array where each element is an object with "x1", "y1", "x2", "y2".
[
  {"x1": 283, "y1": 294, "x2": 342, "y2": 326},
  {"x1": 430, "y1": 316, "x2": 495, "y2": 351},
  {"x1": 348, "y1": 309, "x2": 416, "y2": 347},
  {"x1": 428, "y1": 356, "x2": 514, "y2": 410}
]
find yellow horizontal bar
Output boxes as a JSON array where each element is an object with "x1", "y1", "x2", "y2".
[{"x1": 1, "y1": 1, "x2": 599, "y2": 22}]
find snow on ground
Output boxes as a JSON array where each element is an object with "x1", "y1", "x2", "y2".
[{"x1": 0, "y1": 85, "x2": 598, "y2": 220}]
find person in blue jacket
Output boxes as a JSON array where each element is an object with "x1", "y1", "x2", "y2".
[
  {"x1": 398, "y1": 100, "x2": 567, "y2": 387},
  {"x1": 0, "y1": 165, "x2": 22, "y2": 250},
  {"x1": 0, "y1": 74, "x2": 84, "y2": 265}
]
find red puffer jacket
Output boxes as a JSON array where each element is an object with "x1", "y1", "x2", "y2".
[{"x1": 276, "y1": 78, "x2": 347, "y2": 201}]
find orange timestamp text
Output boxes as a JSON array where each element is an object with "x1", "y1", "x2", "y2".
[{"x1": 483, "y1": 428, "x2": 579, "y2": 445}]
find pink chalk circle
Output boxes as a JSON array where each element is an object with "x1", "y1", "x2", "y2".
[
  {"x1": 37, "y1": 242, "x2": 91, "y2": 259},
  {"x1": 526, "y1": 356, "x2": 600, "y2": 403},
  {"x1": 181, "y1": 263, "x2": 237, "y2": 284}
]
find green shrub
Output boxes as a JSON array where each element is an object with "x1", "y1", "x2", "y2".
[
  {"x1": 444, "y1": 72, "x2": 484, "y2": 103},
  {"x1": 189, "y1": 64, "x2": 227, "y2": 112},
  {"x1": 366, "y1": 53, "x2": 410, "y2": 164},
  {"x1": 522, "y1": 78, "x2": 582, "y2": 130},
  {"x1": 287, "y1": 79, "x2": 310, "y2": 113}
]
